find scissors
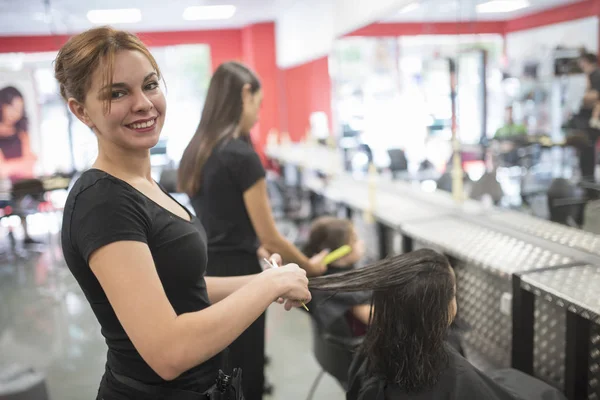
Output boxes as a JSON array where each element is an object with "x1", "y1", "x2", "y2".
[{"x1": 263, "y1": 257, "x2": 310, "y2": 312}]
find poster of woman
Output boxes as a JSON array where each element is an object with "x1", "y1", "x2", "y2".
[{"x1": 0, "y1": 85, "x2": 37, "y2": 180}]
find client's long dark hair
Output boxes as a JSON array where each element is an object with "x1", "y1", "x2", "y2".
[{"x1": 309, "y1": 248, "x2": 455, "y2": 392}]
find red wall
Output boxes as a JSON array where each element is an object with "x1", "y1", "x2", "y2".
[
  {"x1": 280, "y1": 57, "x2": 332, "y2": 142},
  {"x1": 0, "y1": 29, "x2": 244, "y2": 71},
  {"x1": 240, "y1": 23, "x2": 280, "y2": 161},
  {"x1": 0, "y1": 35, "x2": 71, "y2": 53}
]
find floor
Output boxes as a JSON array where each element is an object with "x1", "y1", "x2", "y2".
[{"x1": 0, "y1": 214, "x2": 344, "y2": 400}]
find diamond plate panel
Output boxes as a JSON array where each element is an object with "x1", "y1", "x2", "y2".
[
  {"x1": 589, "y1": 324, "x2": 600, "y2": 400},
  {"x1": 521, "y1": 265, "x2": 600, "y2": 323},
  {"x1": 534, "y1": 297, "x2": 566, "y2": 390},
  {"x1": 454, "y1": 260, "x2": 511, "y2": 368},
  {"x1": 430, "y1": 254, "x2": 567, "y2": 388},
  {"x1": 403, "y1": 217, "x2": 573, "y2": 277},
  {"x1": 489, "y1": 210, "x2": 600, "y2": 257},
  {"x1": 522, "y1": 266, "x2": 600, "y2": 397}
]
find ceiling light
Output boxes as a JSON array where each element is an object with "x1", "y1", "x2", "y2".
[
  {"x1": 476, "y1": 0, "x2": 529, "y2": 14},
  {"x1": 182, "y1": 5, "x2": 236, "y2": 21},
  {"x1": 399, "y1": 2, "x2": 420, "y2": 13},
  {"x1": 87, "y1": 8, "x2": 142, "y2": 24}
]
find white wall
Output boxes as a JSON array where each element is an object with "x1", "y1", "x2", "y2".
[
  {"x1": 506, "y1": 17, "x2": 599, "y2": 79},
  {"x1": 333, "y1": 0, "x2": 414, "y2": 37},
  {"x1": 275, "y1": 0, "x2": 335, "y2": 69},
  {"x1": 276, "y1": 0, "x2": 414, "y2": 69}
]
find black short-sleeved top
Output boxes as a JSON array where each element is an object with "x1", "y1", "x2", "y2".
[
  {"x1": 61, "y1": 169, "x2": 221, "y2": 387},
  {"x1": 190, "y1": 137, "x2": 266, "y2": 255},
  {"x1": 347, "y1": 346, "x2": 566, "y2": 400},
  {"x1": 310, "y1": 265, "x2": 372, "y2": 336},
  {"x1": 0, "y1": 131, "x2": 22, "y2": 159},
  {"x1": 590, "y1": 69, "x2": 600, "y2": 94}
]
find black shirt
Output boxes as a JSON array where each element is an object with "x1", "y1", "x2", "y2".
[
  {"x1": 0, "y1": 130, "x2": 22, "y2": 159},
  {"x1": 61, "y1": 169, "x2": 220, "y2": 387},
  {"x1": 191, "y1": 138, "x2": 266, "y2": 255},
  {"x1": 581, "y1": 69, "x2": 600, "y2": 117},
  {"x1": 347, "y1": 346, "x2": 565, "y2": 400},
  {"x1": 590, "y1": 69, "x2": 600, "y2": 94}
]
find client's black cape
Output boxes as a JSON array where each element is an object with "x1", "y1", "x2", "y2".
[{"x1": 347, "y1": 346, "x2": 566, "y2": 400}]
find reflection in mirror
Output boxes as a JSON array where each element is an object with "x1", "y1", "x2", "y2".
[{"x1": 328, "y1": 0, "x2": 600, "y2": 232}]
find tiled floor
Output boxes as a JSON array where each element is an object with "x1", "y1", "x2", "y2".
[{"x1": 0, "y1": 220, "x2": 344, "y2": 400}]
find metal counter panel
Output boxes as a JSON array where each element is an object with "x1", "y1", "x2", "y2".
[
  {"x1": 521, "y1": 265, "x2": 600, "y2": 398},
  {"x1": 534, "y1": 298, "x2": 566, "y2": 390},
  {"x1": 589, "y1": 324, "x2": 600, "y2": 399},
  {"x1": 455, "y1": 260, "x2": 512, "y2": 368},
  {"x1": 403, "y1": 216, "x2": 573, "y2": 276},
  {"x1": 490, "y1": 211, "x2": 600, "y2": 258},
  {"x1": 521, "y1": 265, "x2": 600, "y2": 322}
]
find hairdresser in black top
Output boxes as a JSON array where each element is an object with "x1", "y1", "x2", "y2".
[
  {"x1": 567, "y1": 52, "x2": 600, "y2": 180},
  {"x1": 57, "y1": 27, "x2": 311, "y2": 400},
  {"x1": 310, "y1": 249, "x2": 566, "y2": 400},
  {"x1": 178, "y1": 61, "x2": 328, "y2": 400}
]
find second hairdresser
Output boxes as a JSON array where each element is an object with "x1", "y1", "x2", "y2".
[{"x1": 178, "y1": 61, "x2": 328, "y2": 399}]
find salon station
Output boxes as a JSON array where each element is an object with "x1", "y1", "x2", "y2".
[{"x1": 3, "y1": 0, "x2": 600, "y2": 399}]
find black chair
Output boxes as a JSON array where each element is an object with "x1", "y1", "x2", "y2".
[
  {"x1": 306, "y1": 318, "x2": 363, "y2": 400},
  {"x1": 0, "y1": 366, "x2": 49, "y2": 400},
  {"x1": 158, "y1": 168, "x2": 179, "y2": 194},
  {"x1": 436, "y1": 171, "x2": 473, "y2": 193},
  {"x1": 470, "y1": 171, "x2": 504, "y2": 205},
  {"x1": 547, "y1": 178, "x2": 586, "y2": 226},
  {"x1": 387, "y1": 149, "x2": 408, "y2": 179}
]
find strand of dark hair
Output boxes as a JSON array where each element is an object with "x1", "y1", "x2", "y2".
[{"x1": 309, "y1": 248, "x2": 454, "y2": 392}]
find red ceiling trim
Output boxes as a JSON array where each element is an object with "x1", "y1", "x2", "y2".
[
  {"x1": 0, "y1": 28, "x2": 243, "y2": 54},
  {"x1": 505, "y1": 0, "x2": 600, "y2": 33},
  {"x1": 345, "y1": 21, "x2": 506, "y2": 37}
]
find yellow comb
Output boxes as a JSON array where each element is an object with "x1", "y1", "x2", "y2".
[{"x1": 323, "y1": 245, "x2": 352, "y2": 265}]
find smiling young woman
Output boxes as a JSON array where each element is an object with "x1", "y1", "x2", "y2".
[{"x1": 55, "y1": 26, "x2": 312, "y2": 400}]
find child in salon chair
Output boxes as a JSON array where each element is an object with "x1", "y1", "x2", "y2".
[{"x1": 304, "y1": 216, "x2": 371, "y2": 337}]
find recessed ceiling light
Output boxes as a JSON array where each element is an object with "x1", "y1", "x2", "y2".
[
  {"x1": 476, "y1": 0, "x2": 530, "y2": 14},
  {"x1": 87, "y1": 8, "x2": 142, "y2": 24},
  {"x1": 399, "y1": 2, "x2": 420, "y2": 13},
  {"x1": 182, "y1": 5, "x2": 236, "y2": 21}
]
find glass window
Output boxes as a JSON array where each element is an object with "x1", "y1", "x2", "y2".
[{"x1": 0, "y1": 44, "x2": 211, "y2": 178}]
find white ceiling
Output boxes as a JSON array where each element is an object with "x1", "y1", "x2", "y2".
[
  {"x1": 0, "y1": 0, "x2": 586, "y2": 36},
  {"x1": 0, "y1": 0, "x2": 296, "y2": 36},
  {"x1": 384, "y1": 0, "x2": 581, "y2": 22}
]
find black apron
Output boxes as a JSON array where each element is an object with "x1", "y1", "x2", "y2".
[{"x1": 206, "y1": 250, "x2": 265, "y2": 400}]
